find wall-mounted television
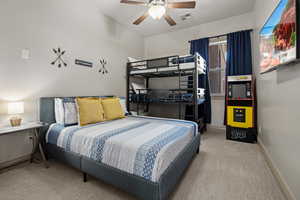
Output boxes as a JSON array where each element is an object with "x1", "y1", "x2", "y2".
[{"x1": 260, "y1": 0, "x2": 300, "y2": 74}]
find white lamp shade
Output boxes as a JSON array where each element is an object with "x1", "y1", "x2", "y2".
[
  {"x1": 8, "y1": 102, "x2": 24, "y2": 115},
  {"x1": 148, "y1": 5, "x2": 166, "y2": 19}
]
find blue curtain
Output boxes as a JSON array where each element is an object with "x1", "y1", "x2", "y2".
[
  {"x1": 224, "y1": 30, "x2": 253, "y2": 125},
  {"x1": 226, "y1": 30, "x2": 253, "y2": 75},
  {"x1": 189, "y1": 38, "x2": 212, "y2": 124}
]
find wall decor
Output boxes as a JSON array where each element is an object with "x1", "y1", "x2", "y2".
[
  {"x1": 51, "y1": 48, "x2": 67, "y2": 68},
  {"x1": 75, "y1": 59, "x2": 93, "y2": 68},
  {"x1": 99, "y1": 59, "x2": 109, "y2": 74}
]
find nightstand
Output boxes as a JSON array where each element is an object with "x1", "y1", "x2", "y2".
[{"x1": 0, "y1": 122, "x2": 49, "y2": 168}]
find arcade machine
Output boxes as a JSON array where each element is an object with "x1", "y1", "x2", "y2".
[{"x1": 226, "y1": 75, "x2": 257, "y2": 143}]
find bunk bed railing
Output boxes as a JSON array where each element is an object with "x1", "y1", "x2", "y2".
[
  {"x1": 127, "y1": 53, "x2": 206, "y2": 77},
  {"x1": 126, "y1": 53, "x2": 207, "y2": 123}
]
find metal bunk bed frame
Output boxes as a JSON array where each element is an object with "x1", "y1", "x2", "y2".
[{"x1": 126, "y1": 53, "x2": 206, "y2": 124}]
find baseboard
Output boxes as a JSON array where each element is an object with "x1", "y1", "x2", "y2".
[
  {"x1": 207, "y1": 124, "x2": 226, "y2": 130},
  {"x1": 258, "y1": 138, "x2": 296, "y2": 200},
  {"x1": 0, "y1": 155, "x2": 31, "y2": 171}
]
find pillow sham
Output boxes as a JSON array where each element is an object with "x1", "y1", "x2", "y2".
[
  {"x1": 76, "y1": 97, "x2": 105, "y2": 126},
  {"x1": 55, "y1": 98, "x2": 78, "y2": 126},
  {"x1": 119, "y1": 97, "x2": 128, "y2": 115},
  {"x1": 127, "y1": 57, "x2": 139, "y2": 63},
  {"x1": 102, "y1": 98, "x2": 125, "y2": 121}
]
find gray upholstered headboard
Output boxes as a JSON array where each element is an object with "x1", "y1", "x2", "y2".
[
  {"x1": 40, "y1": 97, "x2": 57, "y2": 125},
  {"x1": 39, "y1": 96, "x2": 115, "y2": 125}
]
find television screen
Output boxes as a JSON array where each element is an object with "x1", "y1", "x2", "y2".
[{"x1": 260, "y1": 0, "x2": 297, "y2": 73}]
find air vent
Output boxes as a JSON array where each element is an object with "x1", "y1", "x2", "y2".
[{"x1": 181, "y1": 13, "x2": 192, "y2": 21}]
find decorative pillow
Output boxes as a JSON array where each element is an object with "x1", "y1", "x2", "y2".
[
  {"x1": 127, "y1": 57, "x2": 139, "y2": 63},
  {"x1": 101, "y1": 98, "x2": 125, "y2": 121},
  {"x1": 119, "y1": 97, "x2": 128, "y2": 115},
  {"x1": 76, "y1": 97, "x2": 105, "y2": 126},
  {"x1": 54, "y1": 98, "x2": 64, "y2": 124},
  {"x1": 131, "y1": 82, "x2": 147, "y2": 94},
  {"x1": 54, "y1": 98, "x2": 78, "y2": 126}
]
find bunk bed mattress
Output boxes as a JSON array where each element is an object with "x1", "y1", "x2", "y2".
[
  {"x1": 46, "y1": 116, "x2": 198, "y2": 182},
  {"x1": 130, "y1": 63, "x2": 196, "y2": 75}
]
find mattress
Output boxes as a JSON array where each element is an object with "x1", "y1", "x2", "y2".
[
  {"x1": 130, "y1": 63, "x2": 197, "y2": 75},
  {"x1": 46, "y1": 116, "x2": 198, "y2": 182},
  {"x1": 130, "y1": 93, "x2": 205, "y2": 104},
  {"x1": 171, "y1": 55, "x2": 195, "y2": 64}
]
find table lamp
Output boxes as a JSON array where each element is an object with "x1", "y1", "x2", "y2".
[{"x1": 8, "y1": 102, "x2": 24, "y2": 127}]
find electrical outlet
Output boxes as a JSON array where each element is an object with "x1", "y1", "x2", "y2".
[
  {"x1": 21, "y1": 49, "x2": 30, "y2": 60},
  {"x1": 258, "y1": 126, "x2": 262, "y2": 134},
  {"x1": 25, "y1": 135, "x2": 33, "y2": 145}
]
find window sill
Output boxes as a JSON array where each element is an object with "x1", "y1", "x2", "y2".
[{"x1": 211, "y1": 93, "x2": 225, "y2": 97}]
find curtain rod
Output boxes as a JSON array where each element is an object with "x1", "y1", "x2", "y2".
[{"x1": 188, "y1": 29, "x2": 253, "y2": 43}]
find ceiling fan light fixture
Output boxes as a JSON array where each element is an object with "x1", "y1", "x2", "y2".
[
  {"x1": 148, "y1": 4, "x2": 166, "y2": 19},
  {"x1": 122, "y1": 0, "x2": 196, "y2": 26}
]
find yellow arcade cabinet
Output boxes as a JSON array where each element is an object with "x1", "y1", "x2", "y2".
[{"x1": 226, "y1": 75, "x2": 257, "y2": 143}]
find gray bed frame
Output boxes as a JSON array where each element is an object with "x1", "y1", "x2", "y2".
[{"x1": 40, "y1": 97, "x2": 201, "y2": 200}]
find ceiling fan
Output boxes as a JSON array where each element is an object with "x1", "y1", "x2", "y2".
[{"x1": 120, "y1": 0, "x2": 196, "y2": 26}]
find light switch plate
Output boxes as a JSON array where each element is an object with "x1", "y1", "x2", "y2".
[{"x1": 21, "y1": 49, "x2": 30, "y2": 60}]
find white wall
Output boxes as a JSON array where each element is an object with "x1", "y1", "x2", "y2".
[
  {"x1": 145, "y1": 12, "x2": 254, "y2": 58},
  {"x1": 253, "y1": 0, "x2": 300, "y2": 199},
  {"x1": 0, "y1": 0, "x2": 144, "y2": 126},
  {"x1": 0, "y1": 0, "x2": 144, "y2": 165},
  {"x1": 144, "y1": 13, "x2": 254, "y2": 127}
]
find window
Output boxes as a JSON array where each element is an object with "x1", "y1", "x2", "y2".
[{"x1": 209, "y1": 36, "x2": 227, "y2": 96}]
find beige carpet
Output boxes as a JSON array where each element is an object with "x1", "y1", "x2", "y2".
[{"x1": 0, "y1": 128, "x2": 286, "y2": 200}]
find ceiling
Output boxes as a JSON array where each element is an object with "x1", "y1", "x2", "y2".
[{"x1": 98, "y1": 0, "x2": 256, "y2": 36}]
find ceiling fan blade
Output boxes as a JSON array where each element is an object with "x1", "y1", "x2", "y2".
[
  {"x1": 167, "y1": 1, "x2": 196, "y2": 9},
  {"x1": 120, "y1": 0, "x2": 146, "y2": 5},
  {"x1": 164, "y1": 14, "x2": 176, "y2": 26},
  {"x1": 133, "y1": 12, "x2": 149, "y2": 25}
]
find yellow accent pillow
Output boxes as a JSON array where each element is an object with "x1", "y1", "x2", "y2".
[
  {"x1": 101, "y1": 98, "x2": 125, "y2": 121},
  {"x1": 76, "y1": 97, "x2": 105, "y2": 126}
]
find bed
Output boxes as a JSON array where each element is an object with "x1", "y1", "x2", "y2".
[
  {"x1": 40, "y1": 97, "x2": 201, "y2": 200},
  {"x1": 129, "y1": 53, "x2": 206, "y2": 76}
]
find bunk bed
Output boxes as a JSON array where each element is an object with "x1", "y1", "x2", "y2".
[{"x1": 126, "y1": 53, "x2": 207, "y2": 131}]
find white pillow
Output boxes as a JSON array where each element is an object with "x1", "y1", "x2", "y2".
[
  {"x1": 119, "y1": 97, "x2": 128, "y2": 115},
  {"x1": 54, "y1": 98, "x2": 78, "y2": 126},
  {"x1": 54, "y1": 98, "x2": 64, "y2": 124},
  {"x1": 127, "y1": 57, "x2": 139, "y2": 63},
  {"x1": 131, "y1": 82, "x2": 147, "y2": 94},
  {"x1": 64, "y1": 102, "x2": 78, "y2": 125}
]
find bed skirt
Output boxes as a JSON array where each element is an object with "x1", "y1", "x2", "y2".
[{"x1": 46, "y1": 133, "x2": 200, "y2": 200}]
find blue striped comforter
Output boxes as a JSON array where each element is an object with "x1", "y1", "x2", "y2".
[{"x1": 46, "y1": 116, "x2": 198, "y2": 182}]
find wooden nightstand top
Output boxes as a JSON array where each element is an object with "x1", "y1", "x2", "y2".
[{"x1": 0, "y1": 122, "x2": 46, "y2": 136}]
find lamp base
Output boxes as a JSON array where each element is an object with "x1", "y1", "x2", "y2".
[{"x1": 10, "y1": 117, "x2": 22, "y2": 127}]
